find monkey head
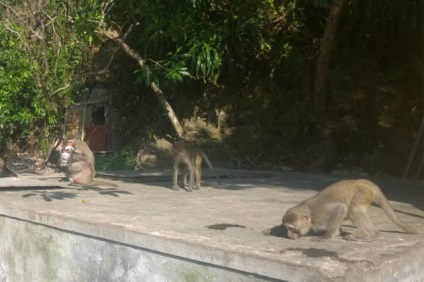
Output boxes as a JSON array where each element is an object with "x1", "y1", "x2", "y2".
[
  {"x1": 282, "y1": 209, "x2": 312, "y2": 240},
  {"x1": 64, "y1": 138, "x2": 95, "y2": 164},
  {"x1": 65, "y1": 137, "x2": 75, "y2": 146},
  {"x1": 65, "y1": 138, "x2": 83, "y2": 155}
]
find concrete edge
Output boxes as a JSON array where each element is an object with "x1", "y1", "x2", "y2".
[{"x1": 0, "y1": 200, "x2": 327, "y2": 281}]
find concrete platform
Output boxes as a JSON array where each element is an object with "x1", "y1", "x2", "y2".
[{"x1": 0, "y1": 170, "x2": 422, "y2": 281}]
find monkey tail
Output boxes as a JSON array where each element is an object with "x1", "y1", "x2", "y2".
[
  {"x1": 199, "y1": 151, "x2": 221, "y2": 184},
  {"x1": 375, "y1": 192, "x2": 418, "y2": 234}
]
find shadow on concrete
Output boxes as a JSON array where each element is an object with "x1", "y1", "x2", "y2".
[
  {"x1": 262, "y1": 224, "x2": 286, "y2": 238},
  {"x1": 139, "y1": 172, "x2": 423, "y2": 210},
  {"x1": 284, "y1": 247, "x2": 373, "y2": 265},
  {"x1": 0, "y1": 186, "x2": 64, "y2": 191},
  {"x1": 206, "y1": 223, "x2": 246, "y2": 230},
  {"x1": 76, "y1": 186, "x2": 133, "y2": 197},
  {"x1": 263, "y1": 222, "x2": 420, "y2": 243},
  {"x1": 141, "y1": 172, "x2": 333, "y2": 191},
  {"x1": 23, "y1": 190, "x2": 78, "y2": 201},
  {"x1": 0, "y1": 186, "x2": 77, "y2": 202},
  {"x1": 0, "y1": 184, "x2": 133, "y2": 202}
]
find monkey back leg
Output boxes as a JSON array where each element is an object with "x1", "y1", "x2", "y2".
[
  {"x1": 183, "y1": 158, "x2": 194, "y2": 192},
  {"x1": 172, "y1": 158, "x2": 180, "y2": 191},
  {"x1": 182, "y1": 169, "x2": 189, "y2": 189},
  {"x1": 193, "y1": 162, "x2": 202, "y2": 190}
]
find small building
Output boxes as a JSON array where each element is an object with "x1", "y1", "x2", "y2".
[{"x1": 64, "y1": 84, "x2": 120, "y2": 152}]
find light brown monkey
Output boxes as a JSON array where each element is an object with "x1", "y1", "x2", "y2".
[
  {"x1": 282, "y1": 179, "x2": 418, "y2": 241},
  {"x1": 172, "y1": 139, "x2": 220, "y2": 192},
  {"x1": 66, "y1": 138, "x2": 116, "y2": 187}
]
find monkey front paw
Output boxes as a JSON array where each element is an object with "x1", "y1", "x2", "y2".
[
  {"x1": 193, "y1": 185, "x2": 200, "y2": 190},
  {"x1": 171, "y1": 185, "x2": 180, "y2": 191},
  {"x1": 343, "y1": 234, "x2": 375, "y2": 242},
  {"x1": 310, "y1": 235, "x2": 333, "y2": 242},
  {"x1": 186, "y1": 188, "x2": 193, "y2": 192},
  {"x1": 310, "y1": 237, "x2": 327, "y2": 242}
]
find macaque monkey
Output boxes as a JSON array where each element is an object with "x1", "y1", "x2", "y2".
[
  {"x1": 172, "y1": 139, "x2": 220, "y2": 192},
  {"x1": 66, "y1": 138, "x2": 116, "y2": 187},
  {"x1": 282, "y1": 179, "x2": 418, "y2": 241}
]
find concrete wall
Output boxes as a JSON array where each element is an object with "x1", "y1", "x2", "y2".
[
  {"x1": 0, "y1": 216, "x2": 278, "y2": 282},
  {"x1": 0, "y1": 174, "x2": 423, "y2": 282},
  {"x1": 2, "y1": 214, "x2": 423, "y2": 282}
]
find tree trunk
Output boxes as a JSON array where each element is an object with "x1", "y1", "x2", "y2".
[
  {"x1": 313, "y1": 0, "x2": 346, "y2": 112},
  {"x1": 98, "y1": 29, "x2": 185, "y2": 138},
  {"x1": 149, "y1": 82, "x2": 185, "y2": 138}
]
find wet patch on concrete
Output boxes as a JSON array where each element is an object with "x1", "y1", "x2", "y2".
[{"x1": 206, "y1": 223, "x2": 246, "y2": 230}]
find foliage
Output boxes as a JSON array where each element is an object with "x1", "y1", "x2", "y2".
[
  {"x1": 0, "y1": 0, "x2": 99, "y2": 152},
  {"x1": 107, "y1": 0, "x2": 305, "y2": 88},
  {"x1": 0, "y1": 0, "x2": 422, "y2": 175},
  {"x1": 102, "y1": 0, "x2": 422, "y2": 175},
  {"x1": 95, "y1": 147, "x2": 136, "y2": 171}
]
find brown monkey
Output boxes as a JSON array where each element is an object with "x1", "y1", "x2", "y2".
[
  {"x1": 172, "y1": 139, "x2": 220, "y2": 192},
  {"x1": 282, "y1": 179, "x2": 418, "y2": 241},
  {"x1": 66, "y1": 138, "x2": 116, "y2": 187}
]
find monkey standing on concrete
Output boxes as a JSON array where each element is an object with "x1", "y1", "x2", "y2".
[
  {"x1": 282, "y1": 179, "x2": 418, "y2": 241},
  {"x1": 66, "y1": 138, "x2": 116, "y2": 187},
  {"x1": 172, "y1": 139, "x2": 220, "y2": 192}
]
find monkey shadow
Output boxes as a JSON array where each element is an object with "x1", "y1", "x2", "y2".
[
  {"x1": 263, "y1": 224, "x2": 335, "y2": 239},
  {"x1": 262, "y1": 224, "x2": 287, "y2": 238},
  {"x1": 265, "y1": 222, "x2": 420, "y2": 240},
  {"x1": 59, "y1": 177, "x2": 133, "y2": 197}
]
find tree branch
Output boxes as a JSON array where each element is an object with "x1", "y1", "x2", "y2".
[{"x1": 96, "y1": 27, "x2": 185, "y2": 137}]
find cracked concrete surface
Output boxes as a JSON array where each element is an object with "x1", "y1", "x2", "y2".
[{"x1": 0, "y1": 170, "x2": 422, "y2": 281}]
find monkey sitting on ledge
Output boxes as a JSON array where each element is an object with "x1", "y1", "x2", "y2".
[
  {"x1": 65, "y1": 138, "x2": 116, "y2": 187},
  {"x1": 282, "y1": 179, "x2": 418, "y2": 241}
]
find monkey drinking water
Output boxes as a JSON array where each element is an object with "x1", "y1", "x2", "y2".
[
  {"x1": 66, "y1": 138, "x2": 96, "y2": 185},
  {"x1": 66, "y1": 138, "x2": 116, "y2": 187},
  {"x1": 172, "y1": 139, "x2": 220, "y2": 192},
  {"x1": 282, "y1": 179, "x2": 418, "y2": 241}
]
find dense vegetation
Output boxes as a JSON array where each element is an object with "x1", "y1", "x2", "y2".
[{"x1": 0, "y1": 0, "x2": 422, "y2": 176}]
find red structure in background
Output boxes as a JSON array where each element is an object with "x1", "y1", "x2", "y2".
[{"x1": 86, "y1": 125, "x2": 108, "y2": 152}]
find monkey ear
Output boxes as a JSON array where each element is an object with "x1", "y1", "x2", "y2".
[{"x1": 301, "y1": 214, "x2": 310, "y2": 222}]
